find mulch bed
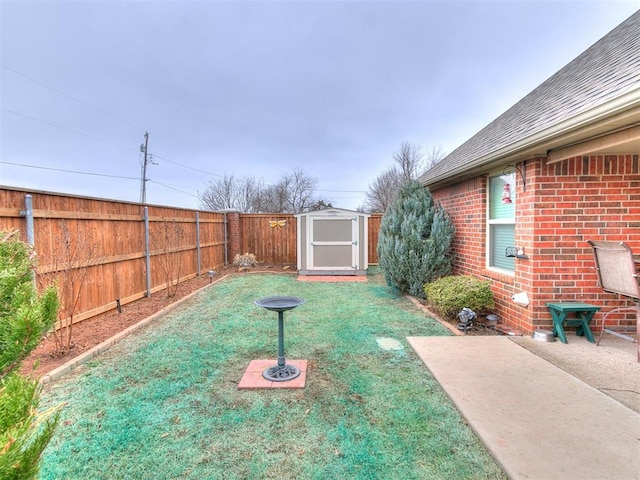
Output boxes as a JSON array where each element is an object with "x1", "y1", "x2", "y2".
[{"x1": 21, "y1": 264, "x2": 295, "y2": 378}]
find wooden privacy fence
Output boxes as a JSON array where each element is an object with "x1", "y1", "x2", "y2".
[
  {"x1": 237, "y1": 213, "x2": 383, "y2": 265},
  {"x1": 368, "y1": 213, "x2": 382, "y2": 264},
  {"x1": 0, "y1": 187, "x2": 382, "y2": 328},
  {"x1": 1, "y1": 188, "x2": 226, "y2": 327},
  {"x1": 239, "y1": 214, "x2": 297, "y2": 264}
]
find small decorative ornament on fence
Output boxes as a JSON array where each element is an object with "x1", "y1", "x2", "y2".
[{"x1": 268, "y1": 220, "x2": 287, "y2": 229}]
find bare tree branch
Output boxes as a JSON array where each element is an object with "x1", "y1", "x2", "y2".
[
  {"x1": 199, "y1": 168, "x2": 329, "y2": 213},
  {"x1": 361, "y1": 141, "x2": 445, "y2": 213},
  {"x1": 393, "y1": 140, "x2": 424, "y2": 182}
]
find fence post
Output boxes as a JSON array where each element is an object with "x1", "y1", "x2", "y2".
[
  {"x1": 195, "y1": 211, "x2": 201, "y2": 276},
  {"x1": 20, "y1": 194, "x2": 35, "y2": 246},
  {"x1": 20, "y1": 194, "x2": 36, "y2": 286},
  {"x1": 223, "y1": 212, "x2": 228, "y2": 266},
  {"x1": 144, "y1": 206, "x2": 151, "y2": 297},
  {"x1": 223, "y1": 210, "x2": 241, "y2": 265}
]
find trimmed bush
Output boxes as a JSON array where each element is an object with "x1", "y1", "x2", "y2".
[
  {"x1": 424, "y1": 275, "x2": 495, "y2": 319},
  {"x1": 233, "y1": 252, "x2": 258, "y2": 269},
  {"x1": 377, "y1": 180, "x2": 455, "y2": 298}
]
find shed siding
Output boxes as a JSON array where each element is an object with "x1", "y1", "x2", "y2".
[{"x1": 295, "y1": 209, "x2": 370, "y2": 275}]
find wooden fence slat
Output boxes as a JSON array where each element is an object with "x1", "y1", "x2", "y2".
[
  {"x1": 32, "y1": 210, "x2": 142, "y2": 221},
  {"x1": 1, "y1": 187, "x2": 382, "y2": 329}
]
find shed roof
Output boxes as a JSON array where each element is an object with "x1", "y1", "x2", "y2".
[
  {"x1": 420, "y1": 10, "x2": 640, "y2": 188},
  {"x1": 294, "y1": 207, "x2": 370, "y2": 218}
]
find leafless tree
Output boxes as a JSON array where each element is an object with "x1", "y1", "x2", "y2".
[
  {"x1": 258, "y1": 177, "x2": 287, "y2": 213},
  {"x1": 199, "y1": 175, "x2": 264, "y2": 212},
  {"x1": 394, "y1": 140, "x2": 425, "y2": 182},
  {"x1": 424, "y1": 145, "x2": 445, "y2": 170},
  {"x1": 362, "y1": 167, "x2": 403, "y2": 213},
  {"x1": 45, "y1": 220, "x2": 101, "y2": 354},
  {"x1": 199, "y1": 167, "x2": 329, "y2": 213},
  {"x1": 283, "y1": 167, "x2": 318, "y2": 213},
  {"x1": 361, "y1": 141, "x2": 445, "y2": 213},
  {"x1": 151, "y1": 219, "x2": 186, "y2": 298}
]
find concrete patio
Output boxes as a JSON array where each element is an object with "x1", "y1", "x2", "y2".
[{"x1": 408, "y1": 335, "x2": 639, "y2": 480}]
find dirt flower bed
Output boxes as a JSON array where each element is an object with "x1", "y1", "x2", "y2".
[{"x1": 22, "y1": 264, "x2": 295, "y2": 378}]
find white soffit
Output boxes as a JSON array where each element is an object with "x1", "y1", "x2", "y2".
[{"x1": 547, "y1": 124, "x2": 640, "y2": 164}]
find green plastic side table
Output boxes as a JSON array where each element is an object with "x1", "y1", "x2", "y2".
[{"x1": 546, "y1": 302, "x2": 601, "y2": 344}]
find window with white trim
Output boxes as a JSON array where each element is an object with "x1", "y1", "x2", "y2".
[{"x1": 487, "y1": 172, "x2": 515, "y2": 272}]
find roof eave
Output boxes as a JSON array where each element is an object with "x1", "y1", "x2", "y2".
[{"x1": 422, "y1": 88, "x2": 640, "y2": 190}]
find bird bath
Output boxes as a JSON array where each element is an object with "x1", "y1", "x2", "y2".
[{"x1": 254, "y1": 296, "x2": 306, "y2": 381}]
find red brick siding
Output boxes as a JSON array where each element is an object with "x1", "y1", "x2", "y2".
[
  {"x1": 431, "y1": 177, "x2": 486, "y2": 277},
  {"x1": 226, "y1": 211, "x2": 241, "y2": 262},
  {"x1": 531, "y1": 154, "x2": 640, "y2": 333},
  {"x1": 431, "y1": 153, "x2": 639, "y2": 334}
]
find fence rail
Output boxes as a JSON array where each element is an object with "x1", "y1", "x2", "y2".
[
  {"x1": 1, "y1": 188, "x2": 226, "y2": 327},
  {"x1": 1, "y1": 187, "x2": 382, "y2": 328}
]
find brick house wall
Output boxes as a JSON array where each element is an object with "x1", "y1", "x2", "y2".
[{"x1": 430, "y1": 153, "x2": 640, "y2": 334}]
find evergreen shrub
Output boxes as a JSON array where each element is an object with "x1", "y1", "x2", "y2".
[
  {"x1": 377, "y1": 180, "x2": 455, "y2": 298},
  {"x1": 0, "y1": 230, "x2": 60, "y2": 479},
  {"x1": 424, "y1": 275, "x2": 495, "y2": 319}
]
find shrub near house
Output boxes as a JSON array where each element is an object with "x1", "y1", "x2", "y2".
[{"x1": 424, "y1": 275, "x2": 495, "y2": 319}]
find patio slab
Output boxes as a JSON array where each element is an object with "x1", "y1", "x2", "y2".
[
  {"x1": 238, "y1": 359, "x2": 308, "y2": 390},
  {"x1": 407, "y1": 336, "x2": 640, "y2": 480},
  {"x1": 297, "y1": 275, "x2": 367, "y2": 282}
]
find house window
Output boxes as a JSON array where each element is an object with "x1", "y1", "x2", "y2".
[{"x1": 488, "y1": 173, "x2": 515, "y2": 272}]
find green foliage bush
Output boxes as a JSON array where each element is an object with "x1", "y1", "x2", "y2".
[
  {"x1": 0, "y1": 230, "x2": 60, "y2": 479},
  {"x1": 377, "y1": 180, "x2": 455, "y2": 298},
  {"x1": 423, "y1": 275, "x2": 495, "y2": 319}
]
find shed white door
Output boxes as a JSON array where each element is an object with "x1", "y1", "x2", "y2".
[{"x1": 309, "y1": 216, "x2": 357, "y2": 271}]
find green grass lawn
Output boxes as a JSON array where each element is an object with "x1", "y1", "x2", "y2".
[{"x1": 39, "y1": 272, "x2": 505, "y2": 479}]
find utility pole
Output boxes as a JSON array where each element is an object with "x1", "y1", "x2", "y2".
[{"x1": 140, "y1": 131, "x2": 149, "y2": 204}]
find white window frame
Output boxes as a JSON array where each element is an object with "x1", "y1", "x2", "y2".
[{"x1": 486, "y1": 172, "x2": 516, "y2": 275}]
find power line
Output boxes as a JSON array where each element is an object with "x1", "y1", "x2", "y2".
[
  {"x1": 1, "y1": 107, "x2": 224, "y2": 182},
  {"x1": 2, "y1": 65, "x2": 146, "y2": 132},
  {"x1": 3, "y1": 66, "x2": 197, "y2": 172},
  {"x1": 1, "y1": 107, "x2": 138, "y2": 154},
  {"x1": 1, "y1": 160, "x2": 201, "y2": 199},
  {"x1": 148, "y1": 179, "x2": 200, "y2": 199},
  {"x1": 0, "y1": 161, "x2": 139, "y2": 180},
  {"x1": 152, "y1": 154, "x2": 225, "y2": 178},
  {"x1": 2, "y1": 68, "x2": 369, "y2": 198},
  {"x1": 2, "y1": 106, "x2": 227, "y2": 181}
]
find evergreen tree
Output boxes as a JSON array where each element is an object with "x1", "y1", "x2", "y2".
[
  {"x1": 0, "y1": 230, "x2": 59, "y2": 479},
  {"x1": 377, "y1": 181, "x2": 455, "y2": 298}
]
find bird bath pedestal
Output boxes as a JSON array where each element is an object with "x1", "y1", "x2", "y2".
[{"x1": 254, "y1": 296, "x2": 306, "y2": 382}]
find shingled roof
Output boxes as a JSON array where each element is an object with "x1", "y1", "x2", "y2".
[{"x1": 420, "y1": 10, "x2": 640, "y2": 187}]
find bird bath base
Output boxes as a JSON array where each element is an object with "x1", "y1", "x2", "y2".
[
  {"x1": 238, "y1": 359, "x2": 308, "y2": 390},
  {"x1": 262, "y1": 364, "x2": 301, "y2": 381},
  {"x1": 254, "y1": 296, "x2": 306, "y2": 383}
]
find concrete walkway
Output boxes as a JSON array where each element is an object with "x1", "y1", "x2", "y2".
[{"x1": 407, "y1": 336, "x2": 640, "y2": 480}]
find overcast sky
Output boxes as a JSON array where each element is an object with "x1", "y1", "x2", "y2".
[{"x1": 1, "y1": 1, "x2": 638, "y2": 211}]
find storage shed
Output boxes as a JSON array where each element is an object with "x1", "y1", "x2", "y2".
[{"x1": 295, "y1": 208, "x2": 370, "y2": 275}]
